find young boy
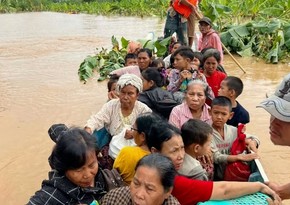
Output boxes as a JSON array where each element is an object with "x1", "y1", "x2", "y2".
[
  {"x1": 210, "y1": 96, "x2": 259, "y2": 181},
  {"x1": 124, "y1": 53, "x2": 138, "y2": 66},
  {"x1": 179, "y1": 119, "x2": 213, "y2": 181},
  {"x1": 218, "y1": 76, "x2": 250, "y2": 127},
  {"x1": 167, "y1": 46, "x2": 208, "y2": 92},
  {"x1": 107, "y1": 74, "x2": 119, "y2": 100}
]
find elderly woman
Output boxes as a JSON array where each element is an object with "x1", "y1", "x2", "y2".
[
  {"x1": 85, "y1": 74, "x2": 151, "y2": 167},
  {"x1": 169, "y1": 79, "x2": 213, "y2": 179},
  {"x1": 169, "y1": 79, "x2": 212, "y2": 129},
  {"x1": 110, "y1": 48, "x2": 153, "y2": 78},
  {"x1": 101, "y1": 153, "x2": 180, "y2": 205}
]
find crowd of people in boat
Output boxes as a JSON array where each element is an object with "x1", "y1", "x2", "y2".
[{"x1": 26, "y1": 2, "x2": 285, "y2": 205}]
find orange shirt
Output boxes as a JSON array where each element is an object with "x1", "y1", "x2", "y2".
[{"x1": 173, "y1": 0, "x2": 198, "y2": 18}]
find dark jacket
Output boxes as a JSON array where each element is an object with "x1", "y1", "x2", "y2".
[
  {"x1": 138, "y1": 87, "x2": 180, "y2": 119},
  {"x1": 27, "y1": 169, "x2": 107, "y2": 205}
]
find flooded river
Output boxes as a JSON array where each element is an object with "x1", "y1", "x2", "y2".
[{"x1": 0, "y1": 12, "x2": 289, "y2": 204}]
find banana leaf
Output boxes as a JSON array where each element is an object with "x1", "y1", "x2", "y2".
[{"x1": 284, "y1": 25, "x2": 290, "y2": 49}]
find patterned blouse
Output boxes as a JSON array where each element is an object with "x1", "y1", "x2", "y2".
[
  {"x1": 100, "y1": 186, "x2": 180, "y2": 205},
  {"x1": 85, "y1": 99, "x2": 151, "y2": 136}
]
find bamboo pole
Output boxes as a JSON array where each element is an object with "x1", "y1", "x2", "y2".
[{"x1": 222, "y1": 43, "x2": 247, "y2": 74}]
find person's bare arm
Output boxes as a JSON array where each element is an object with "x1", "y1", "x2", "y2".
[
  {"x1": 211, "y1": 181, "x2": 281, "y2": 204},
  {"x1": 267, "y1": 182, "x2": 290, "y2": 200},
  {"x1": 227, "y1": 152, "x2": 258, "y2": 163}
]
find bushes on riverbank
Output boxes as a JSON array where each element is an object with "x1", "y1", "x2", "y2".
[{"x1": 0, "y1": 0, "x2": 168, "y2": 17}]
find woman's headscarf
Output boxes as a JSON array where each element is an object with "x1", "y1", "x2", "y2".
[{"x1": 117, "y1": 74, "x2": 143, "y2": 93}]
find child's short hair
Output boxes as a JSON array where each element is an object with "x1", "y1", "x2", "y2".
[
  {"x1": 192, "y1": 51, "x2": 203, "y2": 63},
  {"x1": 151, "y1": 58, "x2": 165, "y2": 68},
  {"x1": 125, "y1": 53, "x2": 137, "y2": 64},
  {"x1": 211, "y1": 96, "x2": 232, "y2": 111},
  {"x1": 107, "y1": 74, "x2": 119, "y2": 92},
  {"x1": 181, "y1": 119, "x2": 213, "y2": 147},
  {"x1": 172, "y1": 46, "x2": 194, "y2": 60},
  {"x1": 224, "y1": 76, "x2": 244, "y2": 97}
]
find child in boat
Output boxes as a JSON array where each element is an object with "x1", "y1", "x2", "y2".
[
  {"x1": 179, "y1": 119, "x2": 212, "y2": 180},
  {"x1": 167, "y1": 46, "x2": 213, "y2": 102},
  {"x1": 107, "y1": 74, "x2": 119, "y2": 100},
  {"x1": 163, "y1": 41, "x2": 183, "y2": 69},
  {"x1": 210, "y1": 96, "x2": 259, "y2": 180},
  {"x1": 218, "y1": 76, "x2": 250, "y2": 127},
  {"x1": 167, "y1": 46, "x2": 206, "y2": 92},
  {"x1": 124, "y1": 53, "x2": 138, "y2": 66}
]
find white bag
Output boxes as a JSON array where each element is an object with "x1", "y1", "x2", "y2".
[{"x1": 109, "y1": 127, "x2": 136, "y2": 159}]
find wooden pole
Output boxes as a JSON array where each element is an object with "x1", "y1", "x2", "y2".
[{"x1": 222, "y1": 43, "x2": 247, "y2": 74}]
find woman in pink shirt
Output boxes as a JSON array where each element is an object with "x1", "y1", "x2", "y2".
[{"x1": 169, "y1": 79, "x2": 212, "y2": 129}]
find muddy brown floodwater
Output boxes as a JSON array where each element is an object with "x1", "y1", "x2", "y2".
[{"x1": 0, "y1": 12, "x2": 289, "y2": 204}]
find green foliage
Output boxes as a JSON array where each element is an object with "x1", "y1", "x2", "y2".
[
  {"x1": 200, "y1": 0, "x2": 289, "y2": 63},
  {"x1": 220, "y1": 19, "x2": 290, "y2": 63},
  {"x1": 0, "y1": 0, "x2": 168, "y2": 17},
  {"x1": 78, "y1": 35, "x2": 171, "y2": 83}
]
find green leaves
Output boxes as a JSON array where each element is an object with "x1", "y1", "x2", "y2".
[
  {"x1": 78, "y1": 55, "x2": 98, "y2": 83},
  {"x1": 221, "y1": 19, "x2": 290, "y2": 63},
  {"x1": 78, "y1": 35, "x2": 171, "y2": 83}
]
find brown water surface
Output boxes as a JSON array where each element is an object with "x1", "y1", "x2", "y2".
[{"x1": 0, "y1": 12, "x2": 289, "y2": 204}]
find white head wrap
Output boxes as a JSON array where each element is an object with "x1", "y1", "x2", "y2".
[{"x1": 117, "y1": 74, "x2": 143, "y2": 93}]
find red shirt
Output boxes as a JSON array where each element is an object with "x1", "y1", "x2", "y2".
[
  {"x1": 205, "y1": 70, "x2": 226, "y2": 97},
  {"x1": 172, "y1": 175, "x2": 213, "y2": 205}
]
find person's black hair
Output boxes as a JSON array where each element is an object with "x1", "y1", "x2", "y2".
[
  {"x1": 192, "y1": 51, "x2": 203, "y2": 63},
  {"x1": 147, "y1": 120, "x2": 181, "y2": 151},
  {"x1": 135, "y1": 112, "x2": 163, "y2": 143},
  {"x1": 169, "y1": 55, "x2": 175, "y2": 69},
  {"x1": 224, "y1": 76, "x2": 244, "y2": 97},
  {"x1": 135, "y1": 153, "x2": 176, "y2": 192},
  {"x1": 48, "y1": 123, "x2": 68, "y2": 143},
  {"x1": 202, "y1": 48, "x2": 221, "y2": 64},
  {"x1": 142, "y1": 67, "x2": 165, "y2": 88},
  {"x1": 49, "y1": 127, "x2": 99, "y2": 174},
  {"x1": 107, "y1": 74, "x2": 119, "y2": 92},
  {"x1": 172, "y1": 41, "x2": 183, "y2": 47},
  {"x1": 172, "y1": 46, "x2": 194, "y2": 60},
  {"x1": 137, "y1": 48, "x2": 153, "y2": 59},
  {"x1": 211, "y1": 96, "x2": 232, "y2": 111},
  {"x1": 151, "y1": 58, "x2": 165, "y2": 68},
  {"x1": 181, "y1": 119, "x2": 213, "y2": 147},
  {"x1": 124, "y1": 53, "x2": 137, "y2": 63}
]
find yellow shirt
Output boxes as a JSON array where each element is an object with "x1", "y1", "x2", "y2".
[{"x1": 113, "y1": 146, "x2": 150, "y2": 184}]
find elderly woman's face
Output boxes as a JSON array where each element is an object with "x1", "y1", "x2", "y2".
[
  {"x1": 130, "y1": 166, "x2": 171, "y2": 205},
  {"x1": 185, "y1": 84, "x2": 206, "y2": 111},
  {"x1": 138, "y1": 52, "x2": 151, "y2": 71},
  {"x1": 119, "y1": 85, "x2": 139, "y2": 108},
  {"x1": 65, "y1": 150, "x2": 98, "y2": 188}
]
